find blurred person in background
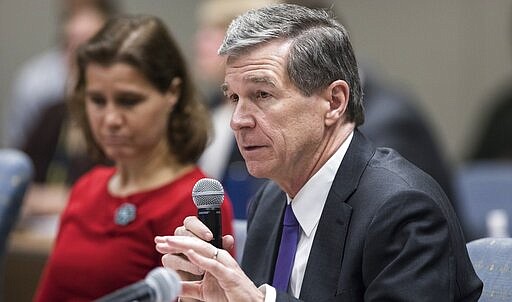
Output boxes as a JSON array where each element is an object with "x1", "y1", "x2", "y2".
[
  {"x1": 16, "y1": 0, "x2": 119, "y2": 218},
  {"x1": 34, "y1": 14, "x2": 234, "y2": 301},
  {"x1": 5, "y1": 0, "x2": 118, "y2": 149},
  {"x1": 469, "y1": 82, "x2": 512, "y2": 161},
  {"x1": 468, "y1": 3, "x2": 512, "y2": 161},
  {"x1": 459, "y1": 7, "x2": 512, "y2": 241}
]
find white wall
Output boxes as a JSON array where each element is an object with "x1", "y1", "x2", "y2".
[{"x1": 338, "y1": 1, "x2": 512, "y2": 164}]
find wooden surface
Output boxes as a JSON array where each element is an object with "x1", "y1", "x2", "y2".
[{"x1": 2, "y1": 216, "x2": 57, "y2": 302}]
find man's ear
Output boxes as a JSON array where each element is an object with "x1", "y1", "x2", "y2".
[{"x1": 324, "y1": 80, "x2": 349, "y2": 126}]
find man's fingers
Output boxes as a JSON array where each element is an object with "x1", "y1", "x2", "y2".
[
  {"x1": 161, "y1": 253, "x2": 204, "y2": 276},
  {"x1": 165, "y1": 236, "x2": 218, "y2": 258},
  {"x1": 222, "y1": 235, "x2": 235, "y2": 251},
  {"x1": 180, "y1": 281, "x2": 205, "y2": 301},
  {"x1": 183, "y1": 216, "x2": 214, "y2": 241},
  {"x1": 174, "y1": 225, "x2": 189, "y2": 236},
  {"x1": 155, "y1": 238, "x2": 183, "y2": 254},
  {"x1": 184, "y1": 248, "x2": 236, "y2": 282}
]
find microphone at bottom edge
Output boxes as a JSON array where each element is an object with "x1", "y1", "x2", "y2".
[{"x1": 94, "y1": 267, "x2": 181, "y2": 302}]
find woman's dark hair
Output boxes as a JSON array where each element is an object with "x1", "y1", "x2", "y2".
[{"x1": 72, "y1": 14, "x2": 210, "y2": 163}]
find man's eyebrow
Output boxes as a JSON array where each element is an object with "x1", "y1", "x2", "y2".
[
  {"x1": 244, "y1": 75, "x2": 277, "y2": 87},
  {"x1": 220, "y1": 75, "x2": 277, "y2": 93}
]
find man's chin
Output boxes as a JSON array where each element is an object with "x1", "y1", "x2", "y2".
[{"x1": 245, "y1": 163, "x2": 271, "y2": 179}]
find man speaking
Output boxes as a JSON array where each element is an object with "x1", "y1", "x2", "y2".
[{"x1": 155, "y1": 4, "x2": 482, "y2": 301}]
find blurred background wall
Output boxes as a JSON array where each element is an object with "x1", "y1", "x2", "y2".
[{"x1": 1, "y1": 0, "x2": 511, "y2": 165}]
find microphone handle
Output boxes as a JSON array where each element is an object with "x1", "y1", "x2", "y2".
[{"x1": 198, "y1": 207, "x2": 222, "y2": 248}]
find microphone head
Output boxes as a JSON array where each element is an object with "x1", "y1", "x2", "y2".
[
  {"x1": 192, "y1": 178, "x2": 224, "y2": 209},
  {"x1": 145, "y1": 267, "x2": 181, "y2": 302}
]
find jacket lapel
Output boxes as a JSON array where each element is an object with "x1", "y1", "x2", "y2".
[
  {"x1": 243, "y1": 182, "x2": 287, "y2": 286},
  {"x1": 299, "y1": 130, "x2": 375, "y2": 301}
]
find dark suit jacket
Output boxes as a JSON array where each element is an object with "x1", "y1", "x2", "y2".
[
  {"x1": 359, "y1": 72, "x2": 454, "y2": 205},
  {"x1": 241, "y1": 130, "x2": 482, "y2": 301}
]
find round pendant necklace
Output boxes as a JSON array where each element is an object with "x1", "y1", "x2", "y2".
[{"x1": 114, "y1": 202, "x2": 137, "y2": 226}]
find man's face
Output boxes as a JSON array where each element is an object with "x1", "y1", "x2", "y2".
[{"x1": 223, "y1": 40, "x2": 330, "y2": 184}]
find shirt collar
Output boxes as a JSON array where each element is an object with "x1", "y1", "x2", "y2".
[{"x1": 287, "y1": 131, "x2": 354, "y2": 237}]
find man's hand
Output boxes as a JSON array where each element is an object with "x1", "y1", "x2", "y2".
[{"x1": 155, "y1": 216, "x2": 264, "y2": 302}]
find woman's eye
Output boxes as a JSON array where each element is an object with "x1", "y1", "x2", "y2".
[
  {"x1": 118, "y1": 97, "x2": 142, "y2": 107},
  {"x1": 88, "y1": 95, "x2": 106, "y2": 106}
]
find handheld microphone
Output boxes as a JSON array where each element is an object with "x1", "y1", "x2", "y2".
[
  {"x1": 192, "y1": 178, "x2": 224, "y2": 248},
  {"x1": 94, "y1": 267, "x2": 181, "y2": 302}
]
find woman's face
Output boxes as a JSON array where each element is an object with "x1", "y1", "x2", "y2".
[{"x1": 84, "y1": 62, "x2": 178, "y2": 162}]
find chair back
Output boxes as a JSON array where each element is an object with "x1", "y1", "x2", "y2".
[
  {"x1": 0, "y1": 149, "x2": 33, "y2": 298},
  {"x1": 467, "y1": 237, "x2": 512, "y2": 301},
  {"x1": 454, "y1": 161, "x2": 512, "y2": 240}
]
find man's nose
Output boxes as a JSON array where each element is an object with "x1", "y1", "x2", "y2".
[{"x1": 230, "y1": 98, "x2": 255, "y2": 130}]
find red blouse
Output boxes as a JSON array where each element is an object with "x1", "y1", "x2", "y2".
[{"x1": 34, "y1": 166, "x2": 234, "y2": 301}]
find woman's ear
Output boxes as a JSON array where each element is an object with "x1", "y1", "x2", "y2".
[
  {"x1": 324, "y1": 80, "x2": 350, "y2": 126},
  {"x1": 166, "y1": 77, "x2": 182, "y2": 108}
]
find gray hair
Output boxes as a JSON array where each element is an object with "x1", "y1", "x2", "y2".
[{"x1": 218, "y1": 3, "x2": 364, "y2": 125}]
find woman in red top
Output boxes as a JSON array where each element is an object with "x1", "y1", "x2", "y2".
[{"x1": 34, "y1": 14, "x2": 234, "y2": 301}]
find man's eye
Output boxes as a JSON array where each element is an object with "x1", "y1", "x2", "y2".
[{"x1": 255, "y1": 91, "x2": 271, "y2": 100}]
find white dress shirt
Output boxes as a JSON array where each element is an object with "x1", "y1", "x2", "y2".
[{"x1": 261, "y1": 131, "x2": 354, "y2": 301}]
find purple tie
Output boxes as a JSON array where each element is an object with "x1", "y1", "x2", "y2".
[{"x1": 272, "y1": 203, "x2": 300, "y2": 292}]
